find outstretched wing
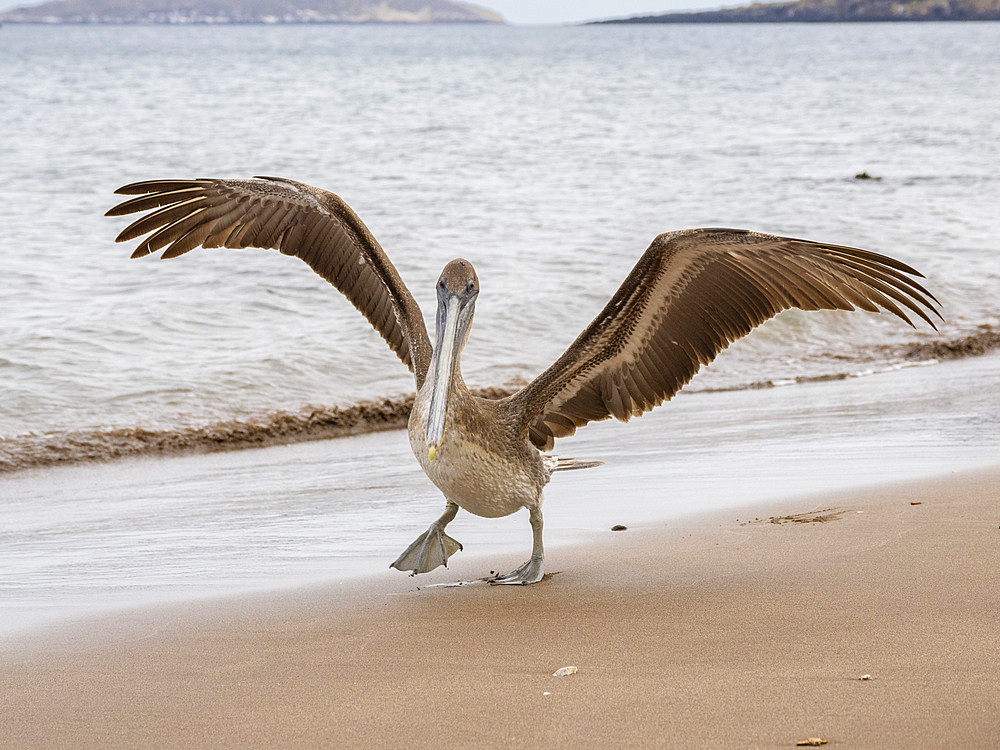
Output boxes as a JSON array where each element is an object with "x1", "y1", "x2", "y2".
[
  {"x1": 505, "y1": 228, "x2": 941, "y2": 451},
  {"x1": 107, "y1": 177, "x2": 433, "y2": 386}
]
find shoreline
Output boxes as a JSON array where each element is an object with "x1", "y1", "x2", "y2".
[
  {"x1": 3, "y1": 325, "x2": 998, "y2": 474},
  {"x1": 3, "y1": 348, "x2": 998, "y2": 641},
  {"x1": 3, "y1": 465, "x2": 999, "y2": 747}
]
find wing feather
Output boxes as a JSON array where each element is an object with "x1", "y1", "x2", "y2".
[
  {"x1": 505, "y1": 228, "x2": 941, "y2": 451},
  {"x1": 106, "y1": 187, "x2": 207, "y2": 215},
  {"x1": 116, "y1": 197, "x2": 208, "y2": 241},
  {"x1": 107, "y1": 177, "x2": 431, "y2": 383}
]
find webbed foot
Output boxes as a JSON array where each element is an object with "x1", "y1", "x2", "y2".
[
  {"x1": 391, "y1": 525, "x2": 463, "y2": 575},
  {"x1": 489, "y1": 555, "x2": 544, "y2": 585}
]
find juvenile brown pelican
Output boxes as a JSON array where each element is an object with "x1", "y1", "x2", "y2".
[{"x1": 108, "y1": 177, "x2": 940, "y2": 584}]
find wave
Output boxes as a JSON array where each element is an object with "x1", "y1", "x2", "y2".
[
  {"x1": 694, "y1": 326, "x2": 1000, "y2": 393},
  {"x1": 2, "y1": 328, "x2": 997, "y2": 475},
  {"x1": 893, "y1": 324, "x2": 1000, "y2": 363},
  {"x1": 0, "y1": 387, "x2": 514, "y2": 475}
]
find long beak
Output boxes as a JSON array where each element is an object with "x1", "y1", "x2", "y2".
[{"x1": 426, "y1": 294, "x2": 461, "y2": 461}]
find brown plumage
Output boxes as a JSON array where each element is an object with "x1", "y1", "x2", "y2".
[
  {"x1": 507, "y1": 228, "x2": 940, "y2": 451},
  {"x1": 108, "y1": 177, "x2": 433, "y2": 385},
  {"x1": 108, "y1": 175, "x2": 941, "y2": 584}
]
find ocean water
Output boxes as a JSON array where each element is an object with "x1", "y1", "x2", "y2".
[
  {"x1": 2, "y1": 22, "x2": 999, "y2": 450},
  {"x1": 1, "y1": 22, "x2": 999, "y2": 635}
]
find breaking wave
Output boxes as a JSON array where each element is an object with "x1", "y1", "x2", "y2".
[
  {"x1": 2, "y1": 328, "x2": 997, "y2": 475},
  {"x1": 0, "y1": 388, "x2": 513, "y2": 475}
]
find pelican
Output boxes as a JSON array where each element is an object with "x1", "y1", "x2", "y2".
[{"x1": 107, "y1": 177, "x2": 940, "y2": 584}]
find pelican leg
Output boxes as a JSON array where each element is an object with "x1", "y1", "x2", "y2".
[
  {"x1": 490, "y1": 507, "x2": 544, "y2": 585},
  {"x1": 390, "y1": 501, "x2": 463, "y2": 575}
]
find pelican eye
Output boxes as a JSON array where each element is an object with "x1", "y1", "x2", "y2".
[
  {"x1": 438, "y1": 279, "x2": 446, "y2": 289},
  {"x1": 466, "y1": 280, "x2": 475, "y2": 292}
]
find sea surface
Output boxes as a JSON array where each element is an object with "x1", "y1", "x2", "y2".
[{"x1": 1, "y1": 22, "x2": 998, "y2": 636}]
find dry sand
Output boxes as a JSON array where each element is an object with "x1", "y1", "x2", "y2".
[{"x1": 2, "y1": 466, "x2": 999, "y2": 748}]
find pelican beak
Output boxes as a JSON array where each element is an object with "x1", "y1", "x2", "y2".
[{"x1": 426, "y1": 294, "x2": 462, "y2": 461}]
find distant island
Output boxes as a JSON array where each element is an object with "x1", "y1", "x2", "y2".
[
  {"x1": 0, "y1": 0, "x2": 504, "y2": 23},
  {"x1": 592, "y1": 0, "x2": 1000, "y2": 22}
]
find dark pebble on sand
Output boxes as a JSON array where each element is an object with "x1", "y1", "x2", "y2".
[{"x1": 611, "y1": 524, "x2": 628, "y2": 531}]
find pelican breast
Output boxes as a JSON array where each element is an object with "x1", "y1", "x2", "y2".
[{"x1": 408, "y1": 386, "x2": 546, "y2": 519}]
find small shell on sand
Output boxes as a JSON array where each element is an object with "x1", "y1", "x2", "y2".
[
  {"x1": 860, "y1": 674, "x2": 873, "y2": 680},
  {"x1": 553, "y1": 666, "x2": 578, "y2": 677}
]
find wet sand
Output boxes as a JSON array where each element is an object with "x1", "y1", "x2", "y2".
[{"x1": 3, "y1": 465, "x2": 999, "y2": 748}]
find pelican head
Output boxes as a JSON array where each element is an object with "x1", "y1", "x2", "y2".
[{"x1": 426, "y1": 259, "x2": 479, "y2": 461}]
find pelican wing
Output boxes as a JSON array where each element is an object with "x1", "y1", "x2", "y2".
[
  {"x1": 107, "y1": 177, "x2": 432, "y2": 385},
  {"x1": 507, "y1": 228, "x2": 941, "y2": 451}
]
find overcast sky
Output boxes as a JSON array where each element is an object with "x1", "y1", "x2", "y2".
[{"x1": 0, "y1": 0, "x2": 735, "y2": 22}]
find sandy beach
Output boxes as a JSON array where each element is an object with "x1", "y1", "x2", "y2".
[
  {"x1": 3, "y1": 465, "x2": 998, "y2": 748},
  {"x1": 4, "y1": 17, "x2": 1000, "y2": 750}
]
